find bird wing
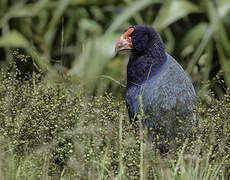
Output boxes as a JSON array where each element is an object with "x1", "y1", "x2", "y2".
[
  {"x1": 141, "y1": 53, "x2": 197, "y2": 126},
  {"x1": 126, "y1": 53, "x2": 197, "y2": 126}
]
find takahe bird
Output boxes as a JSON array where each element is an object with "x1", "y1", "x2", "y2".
[{"x1": 115, "y1": 25, "x2": 197, "y2": 152}]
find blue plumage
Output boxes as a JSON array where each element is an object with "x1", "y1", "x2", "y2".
[
  {"x1": 116, "y1": 25, "x2": 197, "y2": 152},
  {"x1": 126, "y1": 53, "x2": 196, "y2": 120}
]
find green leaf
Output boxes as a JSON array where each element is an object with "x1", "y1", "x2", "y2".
[
  {"x1": 70, "y1": 0, "x2": 109, "y2": 5},
  {"x1": 0, "y1": 30, "x2": 29, "y2": 48},
  {"x1": 186, "y1": 24, "x2": 214, "y2": 74},
  {"x1": 180, "y1": 23, "x2": 208, "y2": 50},
  {"x1": 216, "y1": 43, "x2": 230, "y2": 87},
  {"x1": 0, "y1": 31, "x2": 51, "y2": 72},
  {"x1": 203, "y1": 41, "x2": 213, "y2": 81},
  {"x1": 164, "y1": 28, "x2": 175, "y2": 54},
  {"x1": 25, "y1": 46, "x2": 52, "y2": 72},
  {"x1": 153, "y1": 0, "x2": 200, "y2": 31},
  {"x1": 216, "y1": 21, "x2": 230, "y2": 57},
  {"x1": 79, "y1": 19, "x2": 102, "y2": 35},
  {"x1": 0, "y1": 0, "x2": 49, "y2": 28},
  {"x1": 218, "y1": 0, "x2": 230, "y2": 18},
  {"x1": 69, "y1": 34, "x2": 119, "y2": 89},
  {"x1": 106, "y1": 0, "x2": 161, "y2": 34},
  {"x1": 45, "y1": 0, "x2": 70, "y2": 48}
]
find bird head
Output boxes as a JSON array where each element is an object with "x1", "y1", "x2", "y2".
[
  {"x1": 115, "y1": 27, "x2": 134, "y2": 53},
  {"x1": 115, "y1": 25, "x2": 157, "y2": 53}
]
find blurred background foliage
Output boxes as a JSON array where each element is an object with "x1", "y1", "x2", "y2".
[{"x1": 0, "y1": 0, "x2": 230, "y2": 97}]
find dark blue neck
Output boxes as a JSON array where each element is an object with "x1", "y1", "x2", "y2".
[{"x1": 127, "y1": 43, "x2": 167, "y2": 88}]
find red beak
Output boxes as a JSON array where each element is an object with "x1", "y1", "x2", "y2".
[{"x1": 115, "y1": 27, "x2": 134, "y2": 53}]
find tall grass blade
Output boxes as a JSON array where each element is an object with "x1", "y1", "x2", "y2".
[
  {"x1": 0, "y1": 30, "x2": 29, "y2": 48},
  {"x1": 216, "y1": 43, "x2": 230, "y2": 87},
  {"x1": 153, "y1": 0, "x2": 200, "y2": 31},
  {"x1": 173, "y1": 139, "x2": 187, "y2": 178},
  {"x1": 45, "y1": 0, "x2": 70, "y2": 48},
  {"x1": 106, "y1": 0, "x2": 161, "y2": 34},
  {"x1": 0, "y1": 0, "x2": 48, "y2": 28},
  {"x1": 218, "y1": 0, "x2": 230, "y2": 18},
  {"x1": 186, "y1": 24, "x2": 214, "y2": 74},
  {"x1": 69, "y1": 34, "x2": 119, "y2": 89},
  {"x1": 180, "y1": 22, "x2": 208, "y2": 51}
]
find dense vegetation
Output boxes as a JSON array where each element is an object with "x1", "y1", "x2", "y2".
[
  {"x1": 0, "y1": 62, "x2": 229, "y2": 179},
  {"x1": 0, "y1": 0, "x2": 230, "y2": 179}
]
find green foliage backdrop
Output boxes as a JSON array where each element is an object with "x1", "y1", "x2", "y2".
[{"x1": 0, "y1": 0, "x2": 230, "y2": 97}]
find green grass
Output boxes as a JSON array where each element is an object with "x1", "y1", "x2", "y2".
[{"x1": 0, "y1": 64, "x2": 229, "y2": 179}]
